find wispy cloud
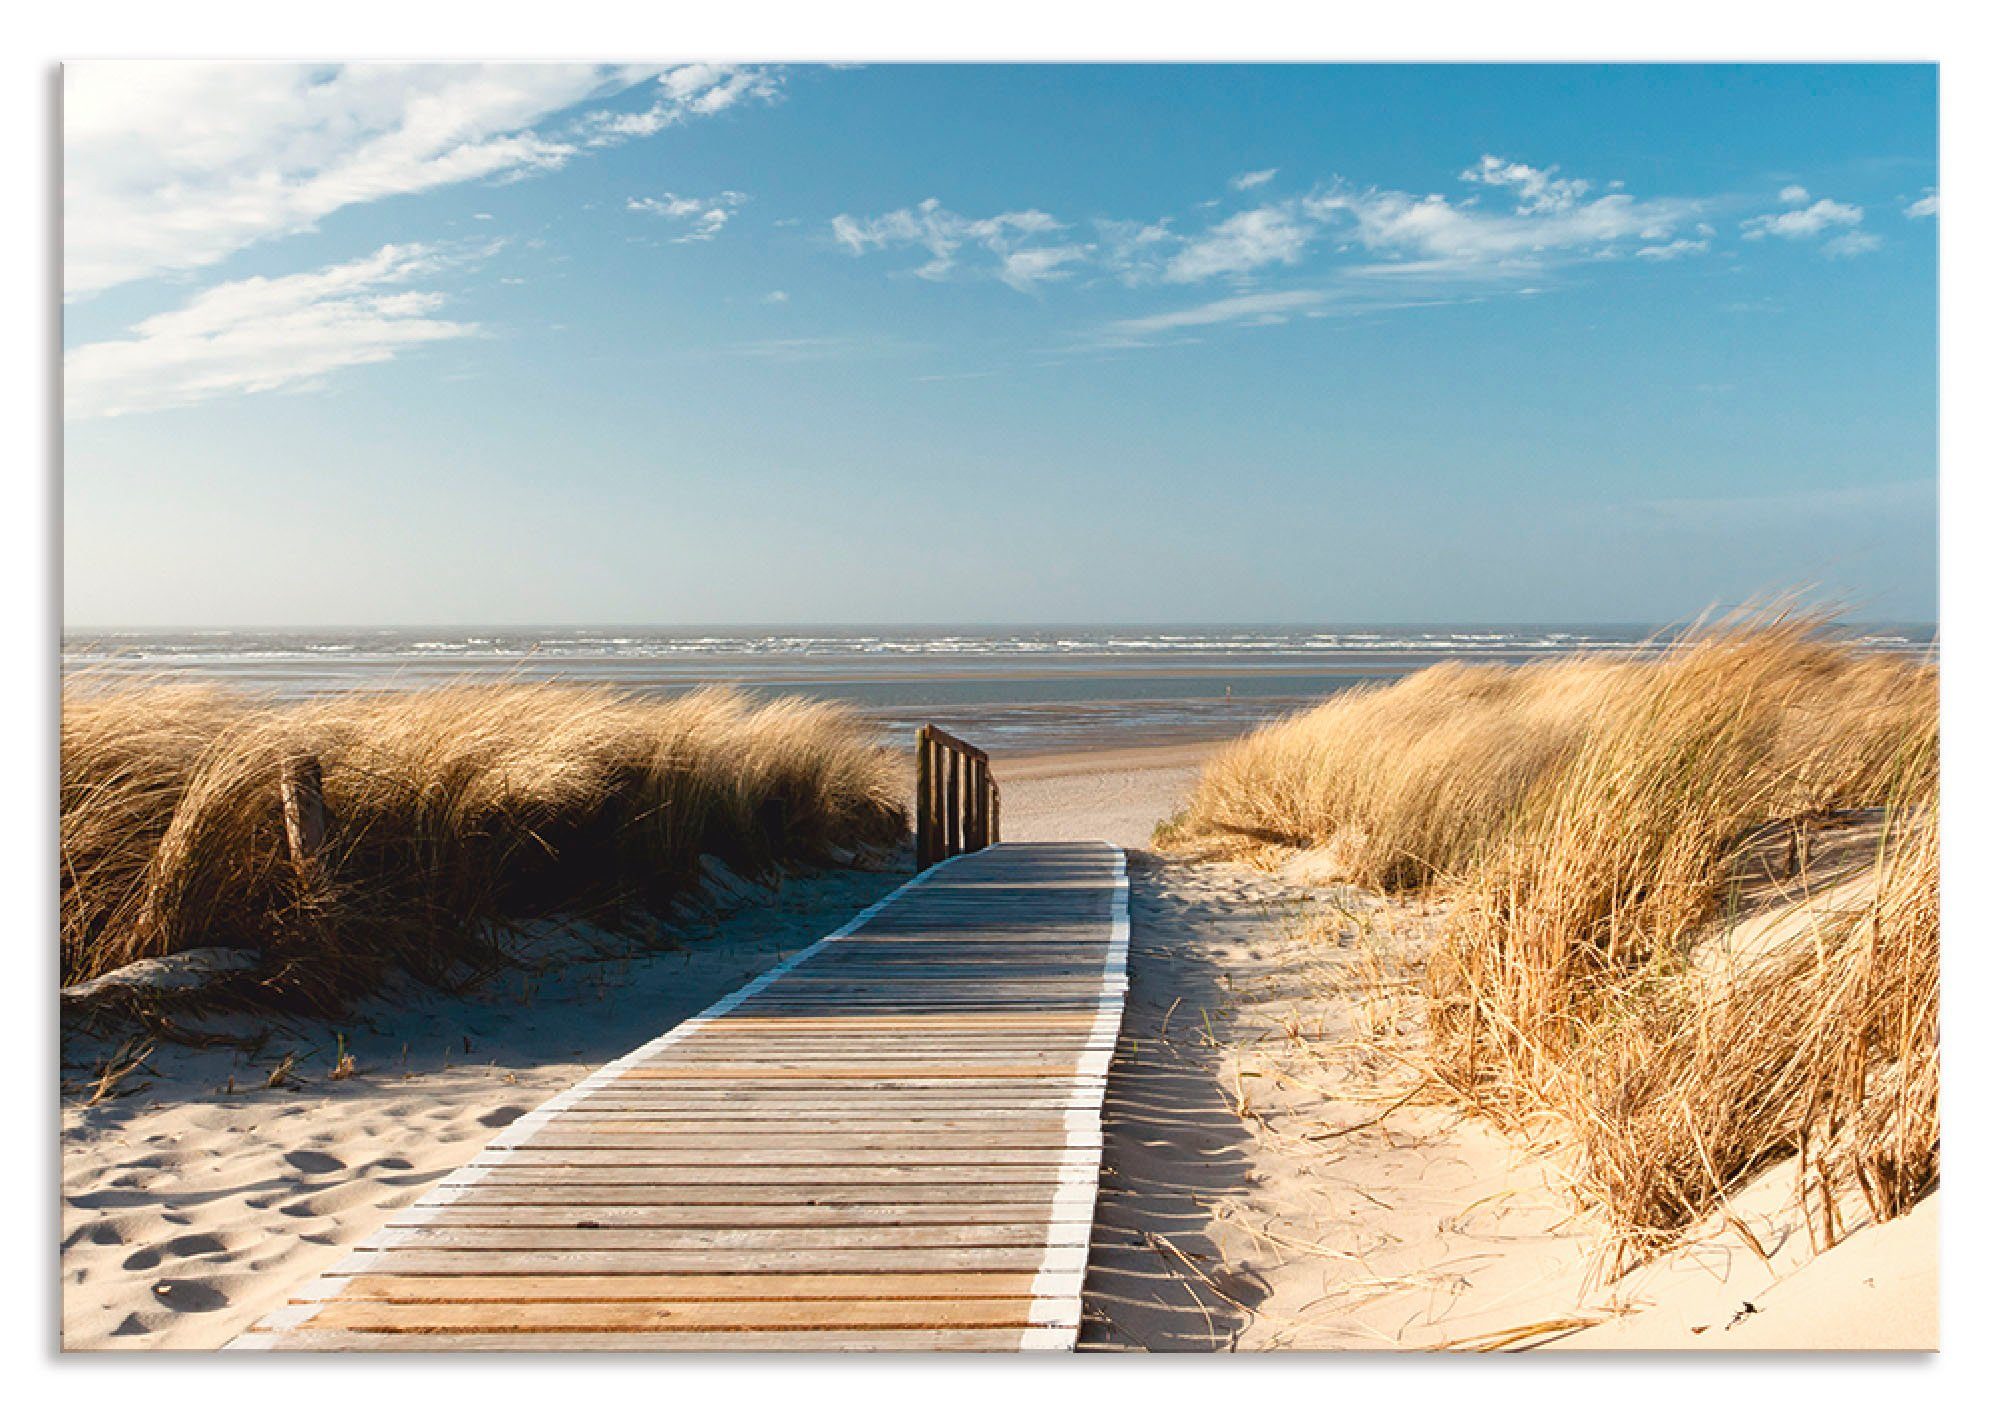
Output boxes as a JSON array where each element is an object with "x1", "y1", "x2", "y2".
[
  {"x1": 834, "y1": 154, "x2": 1902, "y2": 358},
  {"x1": 628, "y1": 189, "x2": 748, "y2": 242},
  {"x1": 1740, "y1": 186, "x2": 1882, "y2": 258},
  {"x1": 834, "y1": 153, "x2": 1711, "y2": 298},
  {"x1": 1906, "y1": 190, "x2": 1939, "y2": 219},
  {"x1": 62, "y1": 62, "x2": 776, "y2": 298},
  {"x1": 1635, "y1": 238, "x2": 1710, "y2": 261},
  {"x1": 830, "y1": 199, "x2": 1088, "y2": 292},
  {"x1": 576, "y1": 64, "x2": 781, "y2": 144},
  {"x1": 1821, "y1": 230, "x2": 1885, "y2": 258},
  {"x1": 1095, "y1": 289, "x2": 1332, "y2": 343},
  {"x1": 1742, "y1": 192, "x2": 1864, "y2": 241},
  {"x1": 64, "y1": 243, "x2": 479, "y2": 419},
  {"x1": 1458, "y1": 155, "x2": 1591, "y2": 214},
  {"x1": 1084, "y1": 285, "x2": 1478, "y2": 349},
  {"x1": 1320, "y1": 172, "x2": 1699, "y2": 268},
  {"x1": 1162, "y1": 206, "x2": 1315, "y2": 283}
]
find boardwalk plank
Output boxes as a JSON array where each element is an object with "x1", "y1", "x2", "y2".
[{"x1": 233, "y1": 841, "x2": 1126, "y2": 1353}]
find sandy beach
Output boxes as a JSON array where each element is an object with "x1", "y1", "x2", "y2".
[
  {"x1": 1080, "y1": 849, "x2": 1938, "y2": 1351},
  {"x1": 60, "y1": 865, "x2": 914, "y2": 1349},
  {"x1": 996, "y1": 743, "x2": 1216, "y2": 849},
  {"x1": 61, "y1": 740, "x2": 1935, "y2": 1351}
]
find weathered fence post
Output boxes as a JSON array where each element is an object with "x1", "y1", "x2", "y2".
[
  {"x1": 945, "y1": 750, "x2": 961, "y2": 858},
  {"x1": 280, "y1": 754, "x2": 327, "y2": 880},
  {"x1": 913, "y1": 725, "x2": 1001, "y2": 866},
  {"x1": 918, "y1": 729, "x2": 927, "y2": 867}
]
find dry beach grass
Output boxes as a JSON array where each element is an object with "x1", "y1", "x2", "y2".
[
  {"x1": 61, "y1": 682, "x2": 905, "y2": 1006},
  {"x1": 1164, "y1": 611, "x2": 1939, "y2": 1250}
]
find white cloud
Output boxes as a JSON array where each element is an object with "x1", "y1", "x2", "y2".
[
  {"x1": 1906, "y1": 191, "x2": 1939, "y2": 219},
  {"x1": 1230, "y1": 168, "x2": 1278, "y2": 191},
  {"x1": 1163, "y1": 206, "x2": 1315, "y2": 283},
  {"x1": 830, "y1": 199, "x2": 1082, "y2": 290},
  {"x1": 1093, "y1": 219, "x2": 1177, "y2": 285},
  {"x1": 1821, "y1": 230, "x2": 1885, "y2": 258},
  {"x1": 628, "y1": 189, "x2": 748, "y2": 242},
  {"x1": 998, "y1": 244, "x2": 1091, "y2": 292},
  {"x1": 576, "y1": 64, "x2": 781, "y2": 144},
  {"x1": 1321, "y1": 184, "x2": 1699, "y2": 267},
  {"x1": 64, "y1": 244, "x2": 477, "y2": 420},
  {"x1": 1742, "y1": 196, "x2": 1864, "y2": 240},
  {"x1": 835, "y1": 156, "x2": 1727, "y2": 314},
  {"x1": 762, "y1": 290, "x2": 790, "y2": 304},
  {"x1": 63, "y1": 62, "x2": 774, "y2": 297},
  {"x1": 1635, "y1": 238, "x2": 1710, "y2": 261},
  {"x1": 1459, "y1": 155, "x2": 1590, "y2": 214},
  {"x1": 1780, "y1": 184, "x2": 1812, "y2": 205},
  {"x1": 1096, "y1": 289, "x2": 1331, "y2": 342}
]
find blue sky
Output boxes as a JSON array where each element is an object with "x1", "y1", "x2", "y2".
[{"x1": 62, "y1": 63, "x2": 1938, "y2": 626}]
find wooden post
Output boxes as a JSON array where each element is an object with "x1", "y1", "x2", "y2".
[
  {"x1": 930, "y1": 734, "x2": 945, "y2": 863},
  {"x1": 945, "y1": 750, "x2": 961, "y2": 858},
  {"x1": 964, "y1": 757, "x2": 978, "y2": 852},
  {"x1": 926, "y1": 732, "x2": 944, "y2": 864},
  {"x1": 915, "y1": 727, "x2": 933, "y2": 868},
  {"x1": 280, "y1": 754, "x2": 327, "y2": 878}
]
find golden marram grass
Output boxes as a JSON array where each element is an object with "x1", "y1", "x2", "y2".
[
  {"x1": 61, "y1": 682, "x2": 907, "y2": 1004},
  {"x1": 1164, "y1": 610, "x2": 1938, "y2": 1247}
]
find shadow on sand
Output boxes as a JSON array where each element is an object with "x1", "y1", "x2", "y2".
[{"x1": 1080, "y1": 851, "x2": 1268, "y2": 1352}]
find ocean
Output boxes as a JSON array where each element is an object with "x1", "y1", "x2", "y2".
[{"x1": 60, "y1": 624, "x2": 1937, "y2": 757}]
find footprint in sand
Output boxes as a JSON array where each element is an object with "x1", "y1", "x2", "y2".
[
  {"x1": 282, "y1": 1148, "x2": 344, "y2": 1175},
  {"x1": 149, "y1": 1277, "x2": 231, "y2": 1314},
  {"x1": 62, "y1": 1219, "x2": 131, "y2": 1249},
  {"x1": 478, "y1": 1105, "x2": 528, "y2": 1128},
  {"x1": 122, "y1": 1232, "x2": 227, "y2": 1271}
]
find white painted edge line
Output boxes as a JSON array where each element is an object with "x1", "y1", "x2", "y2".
[
  {"x1": 224, "y1": 849, "x2": 974, "y2": 1350},
  {"x1": 1021, "y1": 842, "x2": 1128, "y2": 1352}
]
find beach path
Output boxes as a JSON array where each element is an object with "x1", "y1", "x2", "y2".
[{"x1": 230, "y1": 841, "x2": 1129, "y2": 1352}]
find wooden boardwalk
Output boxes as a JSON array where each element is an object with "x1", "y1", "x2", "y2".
[{"x1": 232, "y1": 841, "x2": 1129, "y2": 1352}]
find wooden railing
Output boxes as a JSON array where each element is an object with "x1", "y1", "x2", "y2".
[{"x1": 915, "y1": 724, "x2": 999, "y2": 868}]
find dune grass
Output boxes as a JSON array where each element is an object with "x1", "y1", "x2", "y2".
[
  {"x1": 61, "y1": 682, "x2": 906, "y2": 1006},
  {"x1": 1164, "y1": 611, "x2": 1939, "y2": 1246}
]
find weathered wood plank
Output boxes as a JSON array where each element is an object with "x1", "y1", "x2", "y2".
[
  {"x1": 430, "y1": 1176, "x2": 1072, "y2": 1200},
  {"x1": 391, "y1": 1211, "x2": 1093, "y2": 1246},
  {"x1": 385, "y1": 1202, "x2": 1090, "y2": 1229},
  {"x1": 236, "y1": 841, "x2": 1127, "y2": 1353},
  {"x1": 495, "y1": 1132, "x2": 1091, "y2": 1154},
  {"x1": 534, "y1": 1121, "x2": 1082, "y2": 1139},
  {"x1": 456, "y1": 1152, "x2": 1088, "y2": 1176},
  {"x1": 297, "y1": 1296, "x2": 1064, "y2": 1333},
  {"x1": 329, "y1": 1272, "x2": 1045, "y2": 1303},
  {"x1": 255, "y1": 1328, "x2": 1045, "y2": 1352},
  {"x1": 337, "y1": 1246, "x2": 1071, "y2": 1277}
]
